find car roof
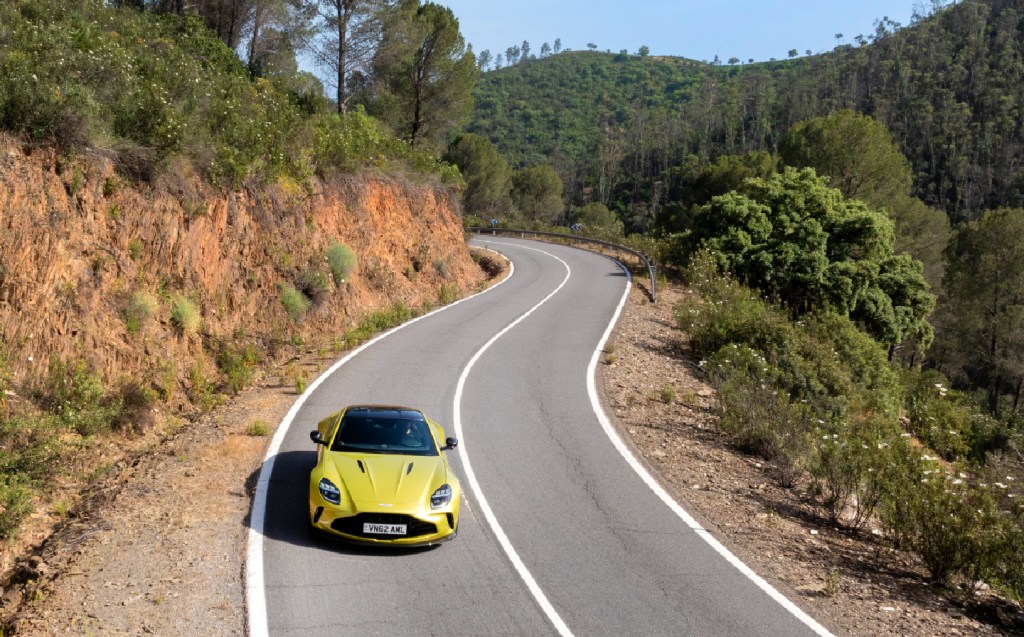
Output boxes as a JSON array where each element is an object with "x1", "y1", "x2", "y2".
[{"x1": 342, "y1": 405, "x2": 426, "y2": 420}]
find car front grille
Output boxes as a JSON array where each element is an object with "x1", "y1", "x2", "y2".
[{"x1": 331, "y1": 513, "x2": 438, "y2": 539}]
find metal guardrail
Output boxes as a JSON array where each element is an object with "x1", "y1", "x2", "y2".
[{"x1": 469, "y1": 227, "x2": 657, "y2": 303}]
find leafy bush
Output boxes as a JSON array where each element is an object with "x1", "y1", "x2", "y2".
[
  {"x1": 706, "y1": 345, "x2": 817, "y2": 486},
  {"x1": 36, "y1": 356, "x2": 122, "y2": 436},
  {"x1": 0, "y1": 473, "x2": 33, "y2": 540},
  {"x1": 0, "y1": 412, "x2": 61, "y2": 482},
  {"x1": 279, "y1": 284, "x2": 311, "y2": 322},
  {"x1": 681, "y1": 168, "x2": 935, "y2": 348},
  {"x1": 124, "y1": 290, "x2": 158, "y2": 335},
  {"x1": 437, "y1": 283, "x2": 459, "y2": 305},
  {"x1": 170, "y1": 294, "x2": 200, "y2": 335},
  {"x1": 326, "y1": 242, "x2": 357, "y2": 285},
  {"x1": 343, "y1": 302, "x2": 414, "y2": 347},
  {"x1": 680, "y1": 252, "x2": 900, "y2": 421},
  {"x1": 215, "y1": 342, "x2": 260, "y2": 395},
  {"x1": 245, "y1": 420, "x2": 269, "y2": 436},
  {"x1": 902, "y1": 368, "x2": 1008, "y2": 464},
  {"x1": 811, "y1": 419, "x2": 907, "y2": 528}
]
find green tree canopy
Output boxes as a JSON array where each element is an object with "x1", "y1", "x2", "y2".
[
  {"x1": 443, "y1": 133, "x2": 513, "y2": 218},
  {"x1": 686, "y1": 167, "x2": 935, "y2": 348},
  {"x1": 510, "y1": 164, "x2": 564, "y2": 223},
  {"x1": 888, "y1": 193, "x2": 950, "y2": 293},
  {"x1": 935, "y1": 208, "x2": 1024, "y2": 416},
  {"x1": 779, "y1": 110, "x2": 912, "y2": 210},
  {"x1": 570, "y1": 202, "x2": 623, "y2": 236},
  {"x1": 368, "y1": 0, "x2": 477, "y2": 151}
]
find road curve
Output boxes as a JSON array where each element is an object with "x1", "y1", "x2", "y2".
[{"x1": 247, "y1": 237, "x2": 834, "y2": 637}]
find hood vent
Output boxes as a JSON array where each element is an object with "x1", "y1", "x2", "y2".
[{"x1": 406, "y1": 462, "x2": 414, "y2": 475}]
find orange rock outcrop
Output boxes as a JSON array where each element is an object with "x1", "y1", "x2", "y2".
[{"x1": 0, "y1": 135, "x2": 482, "y2": 399}]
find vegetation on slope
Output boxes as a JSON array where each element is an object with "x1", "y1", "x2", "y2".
[
  {"x1": 470, "y1": 0, "x2": 1024, "y2": 224},
  {"x1": 0, "y1": 0, "x2": 461, "y2": 186}
]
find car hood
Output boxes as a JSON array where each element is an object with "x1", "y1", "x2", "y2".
[{"x1": 327, "y1": 452, "x2": 448, "y2": 507}]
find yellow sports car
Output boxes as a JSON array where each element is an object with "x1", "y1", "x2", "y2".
[{"x1": 308, "y1": 405, "x2": 461, "y2": 546}]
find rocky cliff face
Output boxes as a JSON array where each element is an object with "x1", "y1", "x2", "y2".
[{"x1": 0, "y1": 134, "x2": 483, "y2": 403}]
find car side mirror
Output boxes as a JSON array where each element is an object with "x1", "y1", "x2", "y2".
[
  {"x1": 310, "y1": 430, "x2": 325, "y2": 445},
  {"x1": 442, "y1": 437, "x2": 458, "y2": 451}
]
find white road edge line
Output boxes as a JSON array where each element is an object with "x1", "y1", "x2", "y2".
[
  {"x1": 453, "y1": 241, "x2": 575, "y2": 637},
  {"x1": 589, "y1": 260, "x2": 836, "y2": 637},
  {"x1": 246, "y1": 245, "x2": 513, "y2": 637}
]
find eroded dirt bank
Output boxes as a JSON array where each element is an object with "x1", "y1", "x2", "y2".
[{"x1": 0, "y1": 135, "x2": 485, "y2": 598}]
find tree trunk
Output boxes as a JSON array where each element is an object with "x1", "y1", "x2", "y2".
[{"x1": 1012, "y1": 375, "x2": 1024, "y2": 417}]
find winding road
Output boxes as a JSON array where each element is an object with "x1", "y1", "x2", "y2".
[{"x1": 246, "y1": 237, "x2": 835, "y2": 636}]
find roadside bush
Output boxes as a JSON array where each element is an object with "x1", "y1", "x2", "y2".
[
  {"x1": 680, "y1": 253, "x2": 899, "y2": 420},
  {"x1": 343, "y1": 302, "x2": 414, "y2": 347},
  {"x1": 902, "y1": 368, "x2": 1008, "y2": 464},
  {"x1": 0, "y1": 473, "x2": 33, "y2": 541},
  {"x1": 0, "y1": 412, "x2": 61, "y2": 481},
  {"x1": 215, "y1": 341, "x2": 261, "y2": 395},
  {"x1": 37, "y1": 356, "x2": 121, "y2": 436},
  {"x1": 279, "y1": 284, "x2": 311, "y2": 322},
  {"x1": 812, "y1": 419, "x2": 906, "y2": 529},
  {"x1": 437, "y1": 283, "x2": 459, "y2": 305},
  {"x1": 113, "y1": 376, "x2": 158, "y2": 433},
  {"x1": 170, "y1": 294, "x2": 201, "y2": 335},
  {"x1": 327, "y1": 242, "x2": 357, "y2": 285},
  {"x1": 981, "y1": 509, "x2": 1024, "y2": 602},
  {"x1": 707, "y1": 345, "x2": 817, "y2": 486}
]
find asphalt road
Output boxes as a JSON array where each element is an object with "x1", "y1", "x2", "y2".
[{"x1": 249, "y1": 237, "x2": 833, "y2": 637}]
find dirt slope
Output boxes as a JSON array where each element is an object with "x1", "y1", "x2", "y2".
[{"x1": 0, "y1": 134, "x2": 485, "y2": 595}]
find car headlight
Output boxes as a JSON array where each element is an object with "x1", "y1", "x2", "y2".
[
  {"x1": 318, "y1": 478, "x2": 341, "y2": 505},
  {"x1": 430, "y1": 483, "x2": 452, "y2": 509}
]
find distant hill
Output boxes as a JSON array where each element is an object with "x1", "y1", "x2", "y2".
[{"x1": 469, "y1": 0, "x2": 1024, "y2": 223}]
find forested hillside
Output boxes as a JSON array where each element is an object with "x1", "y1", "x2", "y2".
[
  {"x1": 456, "y1": 0, "x2": 1024, "y2": 604},
  {"x1": 470, "y1": 0, "x2": 1024, "y2": 225}
]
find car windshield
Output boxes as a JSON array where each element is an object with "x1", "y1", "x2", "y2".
[{"x1": 330, "y1": 413, "x2": 438, "y2": 456}]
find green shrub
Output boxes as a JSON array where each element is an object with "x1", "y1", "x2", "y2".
[
  {"x1": 187, "y1": 360, "x2": 217, "y2": 410},
  {"x1": 37, "y1": 356, "x2": 121, "y2": 436},
  {"x1": 437, "y1": 283, "x2": 459, "y2": 305},
  {"x1": 899, "y1": 475, "x2": 993, "y2": 584},
  {"x1": 280, "y1": 285, "x2": 311, "y2": 322},
  {"x1": 215, "y1": 342, "x2": 260, "y2": 395},
  {"x1": 0, "y1": 412, "x2": 62, "y2": 482},
  {"x1": 127, "y1": 238, "x2": 143, "y2": 260},
  {"x1": 327, "y1": 242, "x2": 357, "y2": 285},
  {"x1": 343, "y1": 302, "x2": 413, "y2": 346},
  {"x1": 170, "y1": 294, "x2": 200, "y2": 335},
  {"x1": 124, "y1": 290, "x2": 158, "y2": 335},
  {"x1": 659, "y1": 385, "x2": 677, "y2": 404},
  {"x1": 708, "y1": 345, "x2": 817, "y2": 486},
  {"x1": 812, "y1": 420, "x2": 906, "y2": 529},
  {"x1": 902, "y1": 368, "x2": 1008, "y2": 463},
  {"x1": 245, "y1": 420, "x2": 270, "y2": 436},
  {"x1": 0, "y1": 473, "x2": 33, "y2": 540},
  {"x1": 294, "y1": 372, "x2": 308, "y2": 395}
]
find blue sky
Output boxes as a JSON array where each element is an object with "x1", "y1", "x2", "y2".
[{"x1": 436, "y1": 1, "x2": 926, "y2": 64}]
